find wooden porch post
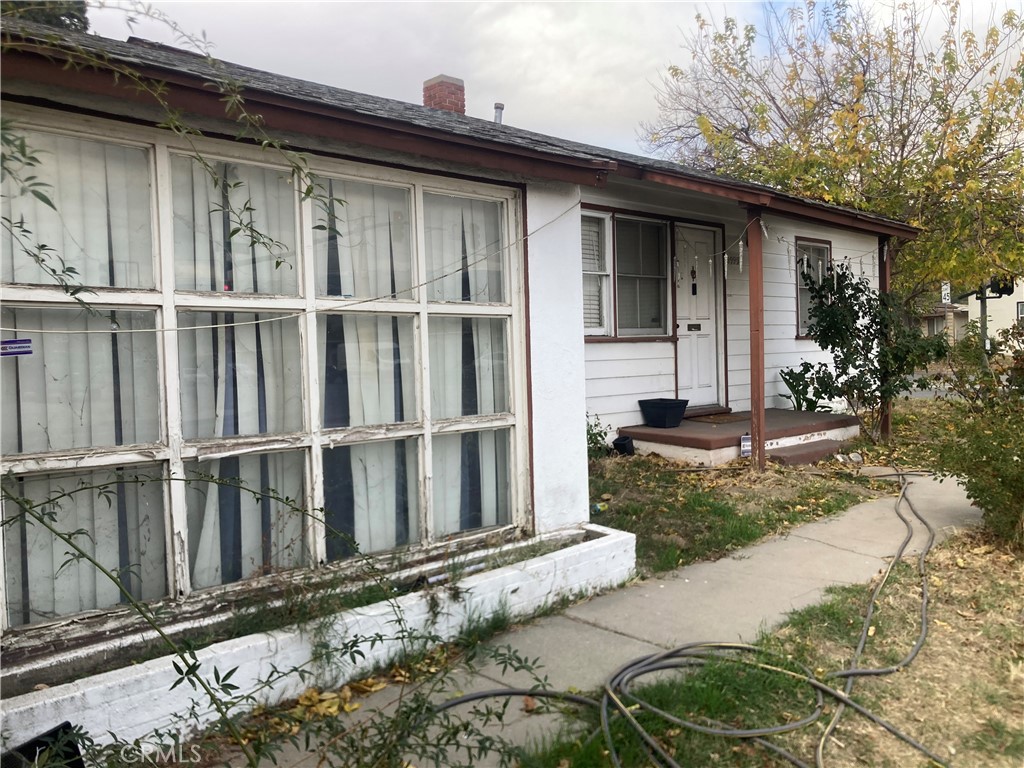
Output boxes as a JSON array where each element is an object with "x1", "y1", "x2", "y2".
[
  {"x1": 878, "y1": 236, "x2": 892, "y2": 442},
  {"x1": 747, "y1": 207, "x2": 766, "y2": 471}
]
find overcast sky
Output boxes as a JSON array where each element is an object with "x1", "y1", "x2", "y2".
[{"x1": 88, "y1": 1, "x2": 1023, "y2": 158}]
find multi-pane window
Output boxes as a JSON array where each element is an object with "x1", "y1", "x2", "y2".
[
  {"x1": 796, "y1": 240, "x2": 831, "y2": 337},
  {"x1": 1, "y1": 123, "x2": 521, "y2": 629},
  {"x1": 580, "y1": 213, "x2": 668, "y2": 337}
]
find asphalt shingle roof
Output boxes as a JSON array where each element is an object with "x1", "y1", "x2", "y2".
[{"x1": 2, "y1": 20, "x2": 914, "y2": 233}]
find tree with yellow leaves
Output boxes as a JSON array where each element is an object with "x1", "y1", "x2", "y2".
[{"x1": 645, "y1": 0, "x2": 1024, "y2": 304}]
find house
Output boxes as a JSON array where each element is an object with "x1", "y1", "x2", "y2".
[
  {"x1": 967, "y1": 278, "x2": 1024, "y2": 342},
  {"x1": 916, "y1": 303, "x2": 969, "y2": 342},
  {"x1": 0, "y1": 22, "x2": 916, "y2": 742}
]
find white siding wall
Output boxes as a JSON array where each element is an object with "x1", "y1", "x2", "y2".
[
  {"x1": 730, "y1": 215, "x2": 880, "y2": 411},
  {"x1": 577, "y1": 182, "x2": 883, "y2": 422},
  {"x1": 580, "y1": 185, "x2": 741, "y2": 431},
  {"x1": 525, "y1": 183, "x2": 590, "y2": 531},
  {"x1": 584, "y1": 341, "x2": 677, "y2": 431},
  {"x1": 968, "y1": 279, "x2": 1024, "y2": 336}
]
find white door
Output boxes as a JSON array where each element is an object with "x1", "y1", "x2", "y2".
[{"x1": 675, "y1": 225, "x2": 721, "y2": 407}]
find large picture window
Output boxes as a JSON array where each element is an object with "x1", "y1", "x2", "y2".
[
  {"x1": 1, "y1": 121, "x2": 522, "y2": 629},
  {"x1": 581, "y1": 213, "x2": 668, "y2": 337},
  {"x1": 796, "y1": 239, "x2": 831, "y2": 337}
]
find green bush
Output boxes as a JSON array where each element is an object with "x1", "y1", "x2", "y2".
[
  {"x1": 586, "y1": 414, "x2": 611, "y2": 460},
  {"x1": 936, "y1": 320, "x2": 1024, "y2": 548},
  {"x1": 789, "y1": 264, "x2": 946, "y2": 441}
]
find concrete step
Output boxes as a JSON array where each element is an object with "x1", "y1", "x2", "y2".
[{"x1": 767, "y1": 438, "x2": 842, "y2": 466}]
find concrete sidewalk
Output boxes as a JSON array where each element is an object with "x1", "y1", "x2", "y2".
[{"x1": 235, "y1": 472, "x2": 981, "y2": 766}]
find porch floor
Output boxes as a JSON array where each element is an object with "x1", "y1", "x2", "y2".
[{"x1": 619, "y1": 408, "x2": 860, "y2": 466}]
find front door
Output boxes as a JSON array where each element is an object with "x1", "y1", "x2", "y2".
[{"x1": 674, "y1": 225, "x2": 722, "y2": 407}]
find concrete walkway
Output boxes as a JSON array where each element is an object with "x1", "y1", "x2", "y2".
[{"x1": 233, "y1": 472, "x2": 981, "y2": 766}]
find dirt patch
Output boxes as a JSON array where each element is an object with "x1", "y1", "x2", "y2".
[{"x1": 778, "y1": 529, "x2": 1023, "y2": 767}]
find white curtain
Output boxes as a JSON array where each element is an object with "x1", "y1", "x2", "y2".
[
  {"x1": 177, "y1": 312, "x2": 304, "y2": 588},
  {"x1": 432, "y1": 430, "x2": 510, "y2": 536},
  {"x1": 1, "y1": 307, "x2": 159, "y2": 455},
  {"x1": 3, "y1": 468, "x2": 166, "y2": 627},
  {"x1": 422, "y1": 191, "x2": 510, "y2": 535},
  {"x1": 185, "y1": 451, "x2": 304, "y2": 589},
  {"x1": 171, "y1": 156, "x2": 297, "y2": 294},
  {"x1": 424, "y1": 193, "x2": 504, "y2": 303},
  {"x1": 177, "y1": 312, "x2": 303, "y2": 439},
  {"x1": 315, "y1": 178, "x2": 419, "y2": 559},
  {"x1": 2, "y1": 130, "x2": 154, "y2": 288},
  {"x1": 322, "y1": 440, "x2": 419, "y2": 557},
  {"x1": 313, "y1": 177, "x2": 412, "y2": 299}
]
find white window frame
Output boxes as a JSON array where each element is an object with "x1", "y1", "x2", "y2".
[
  {"x1": 795, "y1": 238, "x2": 832, "y2": 338},
  {"x1": 581, "y1": 212, "x2": 612, "y2": 336},
  {"x1": 580, "y1": 211, "x2": 671, "y2": 339},
  {"x1": 0, "y1": 106, "x2": 528, "y2": 630}
]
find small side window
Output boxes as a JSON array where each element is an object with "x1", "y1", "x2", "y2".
[{"x1": 796, "y1": 240, "x2": 831, "y2": 337}]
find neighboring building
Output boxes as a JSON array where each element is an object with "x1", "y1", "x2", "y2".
[
  {"x1": 967, "y1": 278, "x2": 1024, "y2": 339},
  {"x1": 916, "y1": 304, "x2": 969, "y2": 342},
  {"x1": 0, "y1": 23, "x2": 916, "y2": 741}
]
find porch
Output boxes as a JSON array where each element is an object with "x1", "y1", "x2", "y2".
[{"x1": 618, "y1": 408, "x2": 860, "y2": 466}]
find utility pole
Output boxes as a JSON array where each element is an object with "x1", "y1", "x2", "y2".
[{"x1": 979, "y1": 285, "x2": 989, "y2": 353}]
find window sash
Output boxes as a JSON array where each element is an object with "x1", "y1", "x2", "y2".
[
  {"x1": 796, "y1": 242, "x2": 831, "y2": 336},
  {"x1": 1, "y1": 307, "x2": 160, "y2": 456},
  {"x1": 172, "y1": 156, "x2": 298, "y2": 295},
  {"x1": 2, "y1": 131, "x2": 155, "y2": 289},
  {"x1": 3, "y1": 466, "x2": 167, "y2": 628}
]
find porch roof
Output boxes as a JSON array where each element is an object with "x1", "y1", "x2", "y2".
[{"x1": 2, "y1": 21, "x2": 917, "y2": 239}]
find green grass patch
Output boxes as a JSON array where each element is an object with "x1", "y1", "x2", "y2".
[
  {"x1": 522, "y1": 650, "x2": 818, "y2": 768},
  {"x1": 589, "y1": 455, "x2": 884, "y2": 575}
]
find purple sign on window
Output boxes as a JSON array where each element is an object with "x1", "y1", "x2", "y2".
[{"x1": 1, "y1": 338, "x2": 32, "y2": 357}]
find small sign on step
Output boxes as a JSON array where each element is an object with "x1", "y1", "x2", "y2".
[{"x1": 740, "y1": 433, "x2": 752, "y2": 457}]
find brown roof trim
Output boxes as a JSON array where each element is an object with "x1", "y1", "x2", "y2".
[{"x1": 641, "y1": 168, "x2": 917, "y2": 239}]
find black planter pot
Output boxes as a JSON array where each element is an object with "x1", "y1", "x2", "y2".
[{"x1": 638, "y1": 398, "x2": 689, "y2": 428}]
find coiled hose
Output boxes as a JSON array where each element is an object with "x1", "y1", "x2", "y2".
[{"x1": 435, "y1": 469, "x2": 949, "y2": 767}]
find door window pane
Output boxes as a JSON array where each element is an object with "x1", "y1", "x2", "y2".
[
  {"x1": 1, "y1": 307, "x2": 159, "y2": 455},
  {"x1": 322, "y1": 439, "x2": 420, "y2": 559},
  {"x1": 433, "y1": 429, "x2": 510, "y2": 536},
  {"x1": 172, "y1": 156, "x2": 298, "y2": 294},
  {"x1": 185, "y1": 451, "x2": 306, "y2": 589},
  {"x1": 429, "y1": 317, "x2": 508, "y2": 419},
  {"x1": 178, "y1": 312, "x2": 303, "y2": 439},
  {"x1": 424, "y1": 193, "x2": 504, "y2": 303},
  {"x1": 3, "y1": 466, "x2": 166, "y2": 627},
  {"x1": 2, "y1": 131, "x2": 154, "y2": 288},
  {"x1": 319, "y1": 314, "x2": 416, "y2": 428},
  {"x1": 313, "y1": 177, "x2": 413, "y2": 300}
]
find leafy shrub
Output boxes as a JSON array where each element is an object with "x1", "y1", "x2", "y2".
[
  {"x1": 935, "y1": 320, "x2": 1024, "y2": 548},
  {"x1": 788, "y1": 264, "x2": 946, "y2": 441},
  {"x1": 586, "y1": 414, "x2": 611, "y2": 460}
]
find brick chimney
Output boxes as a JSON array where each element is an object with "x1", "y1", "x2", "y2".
[{"x1": 423, "y1": 75, "x2": 465, "y2": 114}]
